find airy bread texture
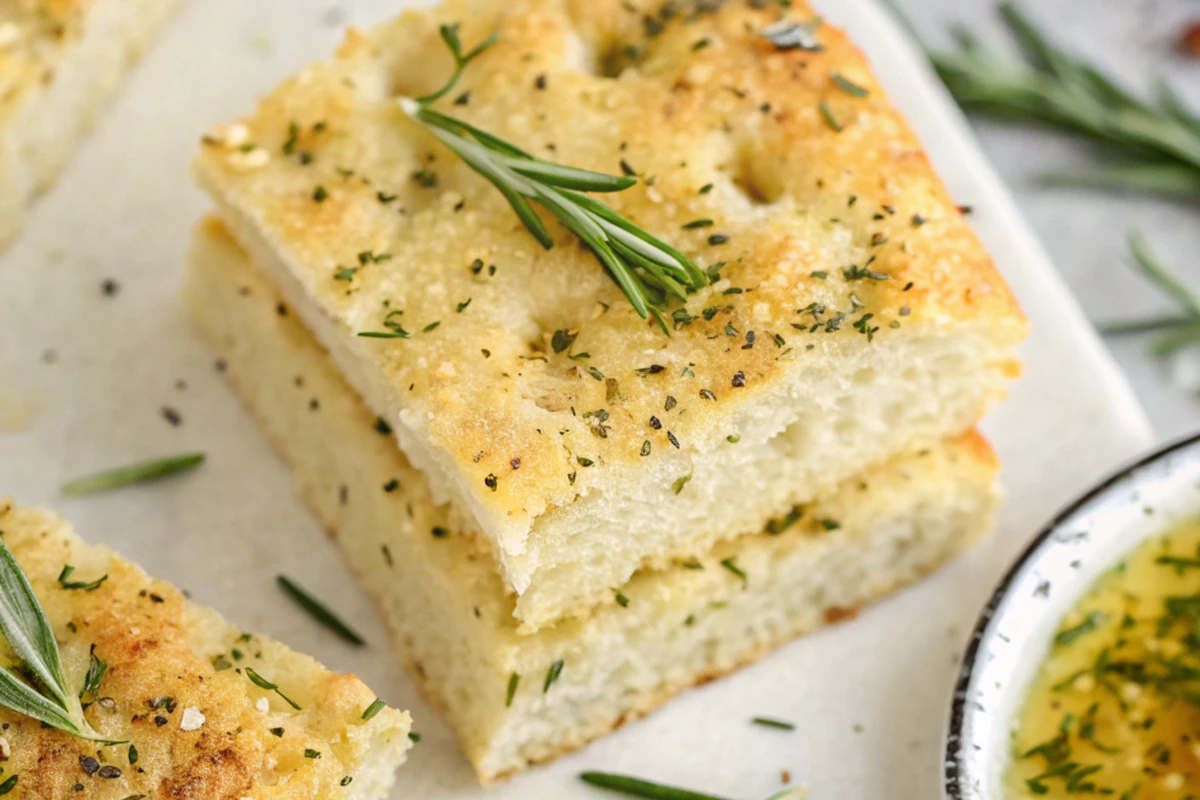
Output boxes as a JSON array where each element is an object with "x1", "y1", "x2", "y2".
[
  {"x1": 194, "y1": 0, "x2": 1026, "y2": 632},
  {"x1": 186, "y1": 218, "x2": 1001, "y2": 783},
  {"x1": 0, "y1": 0, "x2": 180, "y2": 248},
  {"x1": 0, "y1": 499, "x2": 412, "y2": 800}
]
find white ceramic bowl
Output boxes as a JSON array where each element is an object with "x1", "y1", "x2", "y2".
[{"x1": 943, "y1": 433, "x2": 1200, "y2": 799}]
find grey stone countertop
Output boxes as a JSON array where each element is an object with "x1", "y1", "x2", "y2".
[{"x1": 896, "y1": 0, "x2": 1200, "y2": 442}]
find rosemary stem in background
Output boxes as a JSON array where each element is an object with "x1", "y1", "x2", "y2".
[
  {"x1": 890, "y1": 1, "x2": 1200, "y2": 202},
  {"x1": 61, "y1": 453, "x2": 205, "y2": 496},
  {"x1": 1097, "y1": 232, "x2": 1200, "y2": 356}
]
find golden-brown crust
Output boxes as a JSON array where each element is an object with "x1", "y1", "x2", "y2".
[
  {"x1": 0, "y1": 500, "x2": 410, "y2": 799},
  {"x1": 195, "y1": 0, "x2": 1027, "y2": 545}
]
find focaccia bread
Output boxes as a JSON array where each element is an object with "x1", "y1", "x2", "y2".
[
  {"x1": 187, "y1": 217, "x2": 1000, "y2": 782},
  {"x1": 0, "y1": 500, "x2": 412, "y2": 799},
  {"x1": 0, "y1": 0, "x2": 180, "y2": 248},
  {"x1": 193, "y1": 0, "x2": 1026, "y2": 631}
]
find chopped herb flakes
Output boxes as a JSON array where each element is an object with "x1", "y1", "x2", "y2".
[
  {"x1": 552, "y1": 329, "x2": 576, "y2": 353},
  {"x1": 720, "y1": 557, "x2": 746, "y2": 583},
  {"x1": 761, "y1": 19, "x2": 824, "y2": 52},
  {"x1": 543, "y1": 659, "x2": 565, "y2": 693},
  {"x1": 843, "y1": 265, "x2": 888, "y2": 281},
  {"x1": 1009, "y1": 518, "x2": 1200, "y2": 796},
  {"x1": 505, "y1": 673, "x2": 520, "y2": 707},
  {"x1": 831, "y1": 72, "x2": 869, "y2": 97},
  {"x1": 57, "y1": 566, "x2": 107, "y2": 592},
  {"x1": 1053, "y1": 610, "x2": 1104, "y2": 646},
  {"x1": 818, "y1": 100, "x2": 842, "y2": 132},
  {"x1": 766, "y1": 507, "x2": 803, "y2": 535}
]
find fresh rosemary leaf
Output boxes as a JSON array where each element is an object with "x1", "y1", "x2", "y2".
[
  {"x1": 1097, "y1": 314, "x2": 1197, "y2": 336},
  {"x1": 358, "y1": 331, "x2": 410, "y2": 339},
  {"x1": 1128, "y1": 231, "x2": 1200, "y2": 315},
  {"x1": 1098, "y1": 233, "x2": 1200, "y2": 355},
  {"x1": 900, "y1": 1, "x2": 1200, "y2": 200},
  {"x1": 752, "y1": 715, "x2": 795, "y2": 730},
  {"x1": 505, "y1": 672, "x2": 520, "y2": 707},
  {"x1": 720, "y1": 557, "x2": 746, "y2": 583},
  {"x1": 1148, "y1": 320, "x2": 1200, "y2": 358},
  {"x1": 0, "y1": 540, "x2": 114, "y2": 741},
  {"x1": 277, "y1": 575, "x2": 366, "y2": 646},
  {"x1": 57, "y1": 566, "x2": 107, "y2": 592},
  {"x1": 579, "y1": 772, "x2": 733, "y2": 800},
  {"x1": 362, "y1": 698, "x2": 386, "y2": 721},
  {"x1": 818, "y1": 100, "x2": 841, "y2": 132},
  {"x1": 1038, "y1": 162, "x2": 1200, "y2": 200},
  {"x1": 543, "y1": 658, "x2": 564, "y2": 693},
  {"x1": 245, "y1": 667, "x2": 302, "y2": 710},
  {"x1": 416, "y1": 24, "x2": 498, "y2": 105},
  {"x1": 61, "y1": 453, "x2": 205, "y2": 496},
  {"x1": 80, "y1": 646, "x2": 108, "y2": 699},
  {"x1": 831, "y1": 72, "x2": 869, "y2": 98}
]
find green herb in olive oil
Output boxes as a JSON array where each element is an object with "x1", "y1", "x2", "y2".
[{"x1": 1008, "y1": 519, "x2": 1200, "y2": 798}]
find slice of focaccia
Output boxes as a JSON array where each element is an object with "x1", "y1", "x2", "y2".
[
  {"x1": 0, "y1": 500, "x2": 412, "y2": 800},
  {"x1": 193, "y1": 0, "x2": 1026, "y2": 632},
  {"x1": 187, "y1": 217, "x2": 1000, "y2": 783},
  {"x1": 0, "y1": 0, "x2": 180, "y2": 248}
]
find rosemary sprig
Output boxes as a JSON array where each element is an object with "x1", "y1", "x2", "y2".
[
  {"x1": 245, "y1": 667, "x2": 301, "y2": 710},
  {"x1": 751, "y1": 715, "x2": 795, "y2": 730},
  {"x1": 580, "y1": 772, "x2": 732, "y2": 800},
  {"x1": 399, "y1": 25, "x2": 707, "y2": 333},
  {"x1": 277, "y1": 575, "x2": 365, "y2": 646},
  {"x1": 61, "y1": 453, "x2": 205, "y2": 496},
  {"x1": 0, "y1": 540, "x2": 118, "y2": 742},
  {"x1": 580, "y1": 773, "x2": 807, "y2": 800},
  {"x1": 898, "y1": 2, "x2": 1200, "y2": 201},
  {"x1": 1097, "y1": 232, "x2": 1200, "y2": 357}
]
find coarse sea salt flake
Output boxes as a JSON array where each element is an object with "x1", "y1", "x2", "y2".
[{"x1": 180, "y1": 707, "x2": 206, "y2": 731}]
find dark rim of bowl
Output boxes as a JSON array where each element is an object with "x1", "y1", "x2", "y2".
[{"x1": 943, "y1": 429, "x2": 1200, "y2": 799}]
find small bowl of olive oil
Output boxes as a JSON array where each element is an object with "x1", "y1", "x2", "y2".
[{"x1": 945, "y1": 433, "x2": 1200, "y2": 800}]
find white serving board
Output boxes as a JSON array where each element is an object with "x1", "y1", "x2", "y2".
[{"x1": 0, "y1": 1, "x2": 1155, "y2": 797}]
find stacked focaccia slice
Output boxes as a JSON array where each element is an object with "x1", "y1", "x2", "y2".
[
  {"x1": 0, "y1": 501, "x2": 413, "y2": 799},
  {"x1": 187, "y1": 0, "x2": 1025, "y2": 782}
]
